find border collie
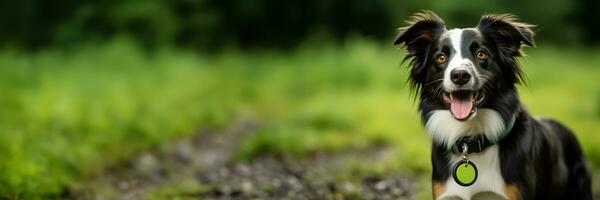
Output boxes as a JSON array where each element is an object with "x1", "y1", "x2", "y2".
[{"x1": 393, "y1": 11, "x2": 591, "y2": 200}]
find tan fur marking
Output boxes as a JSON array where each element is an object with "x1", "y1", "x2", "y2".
[
  {"x1": 504, "y1": 184, "x2": 521, "y2": 200},
  {"x1": 432, "y1": 181, "x2": 446, "y2": 199}
]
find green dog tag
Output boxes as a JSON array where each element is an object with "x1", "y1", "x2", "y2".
[{"x1": 452, "y1": 160, "x2": 478, "y2": 186}]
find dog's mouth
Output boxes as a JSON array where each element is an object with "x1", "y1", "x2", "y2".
[{"x1": 443, "y1": 90, "x2": 485, "y2": 121}]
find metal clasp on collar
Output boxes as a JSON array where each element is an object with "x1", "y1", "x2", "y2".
[{"x1": 462, "y1": 143, "x2": 470, "y2": 164}]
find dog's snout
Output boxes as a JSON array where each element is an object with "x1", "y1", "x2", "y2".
[{"x1": 450, "y1": 69, "x2": 471, "y2": 86}]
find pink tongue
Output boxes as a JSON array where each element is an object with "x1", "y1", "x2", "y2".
[{"x1": 450, "y1": 97, "x2": 473, "y2": 120}]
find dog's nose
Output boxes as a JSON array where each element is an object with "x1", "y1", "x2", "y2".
[{"x1": 450, "y1": 69, "x2": 471, "y2": 85}]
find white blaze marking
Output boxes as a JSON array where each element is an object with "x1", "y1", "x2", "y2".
[
  {"x1": 443, "y1": 29, "x2": 476, "y2": 91},
  {"x1": 449, "y1": 29, "x2": 463, "y2": 57}
]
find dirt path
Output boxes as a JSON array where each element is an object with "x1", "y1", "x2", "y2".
[{"x1": 70, "y1": 118, "x2": 422, "y2": 200}]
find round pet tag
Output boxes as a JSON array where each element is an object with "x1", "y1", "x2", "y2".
[{"x1": 452, "y1": 160, "x2": 478, "y2": 186}]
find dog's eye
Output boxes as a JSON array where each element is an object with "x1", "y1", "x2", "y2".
[
  {"x1": 476, "y1": 51, "x2": 487, "y2": 60},
  {"x1": 435, "y1": 55, "x2": 447, "y2": 65}
]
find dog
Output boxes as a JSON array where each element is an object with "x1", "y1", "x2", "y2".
[{"x1": 393, "y1": 11, "x2": 592, "y2": 200}]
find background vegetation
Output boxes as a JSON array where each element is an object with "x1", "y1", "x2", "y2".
[
  {"x1": 0, "y1": 0, "x2": 599, "y2": 199},
  {"x1": 2, "y1": 0, "x2": 599, "y2": 50}
]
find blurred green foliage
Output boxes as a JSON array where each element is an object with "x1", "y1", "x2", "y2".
[
  {"x1": 1, "y1": 0, "x2": 598, "y2": 50},
  {"x1": 0, "y1": 37, "x2": 241, "y2": 198},
  {"x1": 0, "y1": 37, "x2": 599, "y2": 198}
]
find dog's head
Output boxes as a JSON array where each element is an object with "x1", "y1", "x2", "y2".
[{"x1": 394, "y1": 11, "x2": 534, "y2": 121}]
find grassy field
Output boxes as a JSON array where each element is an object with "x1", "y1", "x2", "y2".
[{"x1": 0, "y1": 37, "x2": 599, "y2": 199}]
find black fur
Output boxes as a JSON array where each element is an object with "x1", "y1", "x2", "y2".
[{"x1": 395, "y1": 11, "x2": 591, "y2": 199}]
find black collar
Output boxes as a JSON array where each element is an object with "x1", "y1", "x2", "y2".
[
  {"x1": 450, "y1": 135, "x2": 494, "y2": 154},
  {"x1": 447, "y1": 115, "x2": 517, "y2": 154}
]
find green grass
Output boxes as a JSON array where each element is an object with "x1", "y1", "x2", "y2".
[
  {"x1": 0, "y1": 38, "x2": 242, "y2": 198},
  {"x1": 0, "y1": 37, "x2": 599, "y2": 199}
]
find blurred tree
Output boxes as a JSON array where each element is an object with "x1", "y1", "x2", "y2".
[
  {"x1": 0, "y1": 0, "x2": 423, "y2": 50},
  {"x1": 0, "y1": 0, "x2": 78, "y2": 49},
  {"x1": 431, "y1": 0, "x2": 578, "y2": 44},
  {"x1": 0, "y1": 0, "x2": 595, "y2": 50},
  {"x1": 209, "y1": 0, "x2": 396, "y2": 48},
  {"x1": 575, "y1": 0, "x2": 600, "y2": 44}
]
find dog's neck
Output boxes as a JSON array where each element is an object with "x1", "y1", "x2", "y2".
[
  {"x1": 425, "y1": 108, "x2": 514, "y2": 150},
  {"x1": 449, "y1": 116, "x2": 516, "y2": 154}
]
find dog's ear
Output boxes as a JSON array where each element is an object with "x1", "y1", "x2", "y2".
[
  {"x1": 477, "y1": 14, "x2": 535, "y2": 57},
  {"x1": 394, "y1": 11, "x2": 445, "y2": 55},
  {"x1": 394, "y1": 11, "x2": 445, "y2": 88}
]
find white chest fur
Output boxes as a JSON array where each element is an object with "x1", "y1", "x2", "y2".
[
  {"x1": 426, "y1": 109, "x2": 506, "y2": 149},
  {"x1": 425, "y1": 109, "x2": 509, "y2": 199}
]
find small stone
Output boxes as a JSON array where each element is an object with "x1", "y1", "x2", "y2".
[
  {"x1": 219, "y1": 185, "x2": 232, "y2": 195},
  {"x1": 219, "y1": 168, "x2": 230, "y2": 177},
  {"x1": 391, "y1": 187, "x2": 402, "y2": 196},
  {"x1": 173, "y1": 140, "x2": 194, "y2": 162},
  {"x1": 236, "y1": 164, "x2": 252, "y2": 176},
  {"x1": 135, "y1": 153, "x2": 158, "y2": 173},
  {"x1": 272, "y1": 178, "x2": 282, "y2": 188},
  {"x1": 241, "y1": 180, "x2": 254, "y2": 193},
  {"x1": 118, "y1": 181, "x2": 130, "y2": 190},
  {"x1": 375, "y1": 181, "x2": 388, "y2": 191},
  {"x1": 340, "y1": 182, "x2": 355, "y2": 193}
]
